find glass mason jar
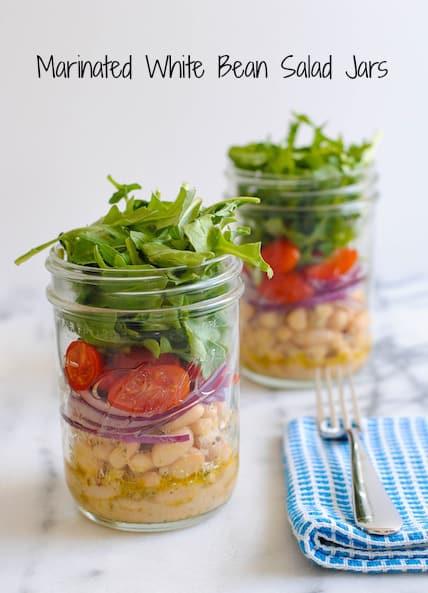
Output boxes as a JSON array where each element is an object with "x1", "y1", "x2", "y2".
[
  {"x1": 226, "y1": 165, "x2": 378, "y2": 388},
  {"x1": 46, "y1": 250, "x2": 242, "y2": 531}
]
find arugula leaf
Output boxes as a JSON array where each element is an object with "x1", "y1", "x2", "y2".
[
  {"x1": 182, "y1": 311, "x2": 228, "y2": 377},
  {"x1": 227, "y1": 144, "x2": 273, "y2": 170},
  {"x1": 140, "y1": 242, "x2": 210, "y2": 268},
  {"x1": 103, "y1": 204, "x2": 122, "y2": 225},
  {"x1": 228, "y1": 112, "x2": 375, "y2": 177},
  {"x1": 62, "y1": 311, "x2": 122, "y2": 348},
  {"x1": 141, "y1": 338, "x2": 161, "y2": 357},
  {"x1": 203, "y1": 197, "x2": 260, "y2": 219},
  {"x1": 107, "y1": 175, "x2": 142, "y2": 205},
  {"x1": 227, "y1": 113, "x2": 377, "y2": 262},
  {"x1": 125, "y1": 237, "x2": 144, "y2": 265},
  {"x1": 14, "y1": 237, "x2": 60, "y2": 266},
  {"x1": 16, "y1": 177, "x2": 271, "y2": 378},
  {"x1": 210, "y1": 228, "x2": 272, "y2": 276}
]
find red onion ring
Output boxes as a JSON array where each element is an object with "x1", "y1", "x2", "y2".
[{"x1": 61, "y1": 413, "x2": 192, "y2": 443}]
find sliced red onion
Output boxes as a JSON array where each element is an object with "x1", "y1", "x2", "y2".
[
  {"x1": 77, "y1": 388, "x2": 165, "y2": 424},
  {"x1": 66, "y1": 395, "x2": 158, "y2": 432},
  {"x1": 204, "y1": 389, "x2": 227, "y2": 403},
  {"x1": 197, "y1": 363, "x2": 227, "y2": 393},
  {"x1": 61, "y1": 413, "x2": 192, "y2": 443},
  {"x1": 245, "y1": 274, "x2": 365, "y2": 312}
]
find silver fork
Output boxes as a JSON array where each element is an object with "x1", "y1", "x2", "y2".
[{"x1": 315, "y1": 366, "x2": 402, "y2": 535}]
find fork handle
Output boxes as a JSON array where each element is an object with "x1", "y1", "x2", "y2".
[{"x1": 347, "y1": 428, "x2": 402, "y2": 535}]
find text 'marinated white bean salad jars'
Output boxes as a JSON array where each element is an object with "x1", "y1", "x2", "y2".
[
  {"x1": 226, "y1": 114, "x2": 379, "y2": 387},
  {"x1": 15, "y1": 178, "x2": 270, "y2": 531}
]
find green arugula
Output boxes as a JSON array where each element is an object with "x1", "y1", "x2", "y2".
[
  {"x1": 16, "y1": 178, "x2": 271, "y2": 378},
  {"x1": 16, "y1": 180, "x2": 270, "y2": 271},
  {"x1": 228, "y1": 113, "x2": 378, "y2": 263}
]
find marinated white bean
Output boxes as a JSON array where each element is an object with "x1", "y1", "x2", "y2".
[
  {"x1": 240, "y1": 291, "x2": 371, "y2": 381},
  {"x1": 161, "y1": 404, "x2": 204, "y2": 433},
  {"x1": 151, "y1": 428, "x2": 194, "y2": 467},
  {"x1": 64, "y1": 401, "x2": 238, "y2": 525},
  {"x1": 128, "y1": 452, "x2": 154, "y2": 474}
]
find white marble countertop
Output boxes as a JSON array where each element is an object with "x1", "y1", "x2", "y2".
[{"x1": 2, "y1": 277, "x2": 428, "y2": 592}]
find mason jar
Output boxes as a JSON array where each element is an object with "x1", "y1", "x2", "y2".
[
  {"x1": 226, "y1": 165, "x2": 378, "y2": 388},
  {"x1": 46, "y1": 249, "x2": 242, "y2": 531}
]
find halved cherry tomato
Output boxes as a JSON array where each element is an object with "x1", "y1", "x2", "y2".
[
  {"x1": 107, "y1": 364, "x2": 191, "y2": 415},
  {"x1": 305, "y1": 248, "x2": 358, "y2": 280},
  {"x1": 258, "y1": 272, "x2": 314, "y2": 304},
  {"x1": 109, "y1": 347, "x2": 180, "y2": 370},
  {"x1": 65, "y1": 340, "x2": 103, "y2": 391},
  {"x1": 261, "y1": 239, "x2": 300, "y2": 275}
]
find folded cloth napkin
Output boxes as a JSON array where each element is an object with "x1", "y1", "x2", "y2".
[{"x1": 283, "y1": 416, "x2": 428, "y2": 573}]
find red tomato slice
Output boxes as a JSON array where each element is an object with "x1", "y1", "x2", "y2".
[
  {"x1": 261, "y1": 239, "x2": 300, "y2": 275},
  {"x1": 107, "y1": 364, "x2": 191, "y2": 415},
  {"x1": 305, "y1": 248, "x2": 358, "y2": 280},
  {"x1": 109, "y1": 348, "x2": 180, "y2": 370},
  {"x1": 65, "y1": 340, "x2": 103, "y2": 391},
  {"x1": 258, "y1": 272, "x2": 314, "y2": 304}
]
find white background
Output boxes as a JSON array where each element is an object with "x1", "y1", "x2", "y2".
[{"x1": 2, "y1": 0, "x2": 428, "y2": 294}]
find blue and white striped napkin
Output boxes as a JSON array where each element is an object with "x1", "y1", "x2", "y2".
[{"x1": 283, "y1": 417, "x2": 428, "y2": 573}]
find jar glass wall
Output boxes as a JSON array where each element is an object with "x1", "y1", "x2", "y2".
[
  {"x1": 46, "y1": 250, "x2": 242, "y2": 531},
  {"x1": 226, "y1": 166, "x2": 378, "y2": 388}
]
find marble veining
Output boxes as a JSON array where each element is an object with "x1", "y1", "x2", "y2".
[{"x1": 1, "y1": 276, "x2": 428, "y2": 592}]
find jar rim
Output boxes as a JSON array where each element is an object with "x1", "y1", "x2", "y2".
[
  {"x1": 46, "y1": 247, "x2": 234, "y2": 280},
  {"x1": 225, "y1": 162, "x2": 378, "y2": 200},
  {"x1": 45, "y1": 247, "x2": 244, "y2": 314}
]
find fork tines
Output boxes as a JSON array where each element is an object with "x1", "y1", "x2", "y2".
[{"x1": 315, "y1": 366, "x2": 362, "y2": 432}]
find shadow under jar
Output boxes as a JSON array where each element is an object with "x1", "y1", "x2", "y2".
[
  {"x1": 226, "y1": 165, "x2": 378, "y2": 388},
  {"x1": 46, "y1": 250, "x2": 242, "y2": 531}
]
